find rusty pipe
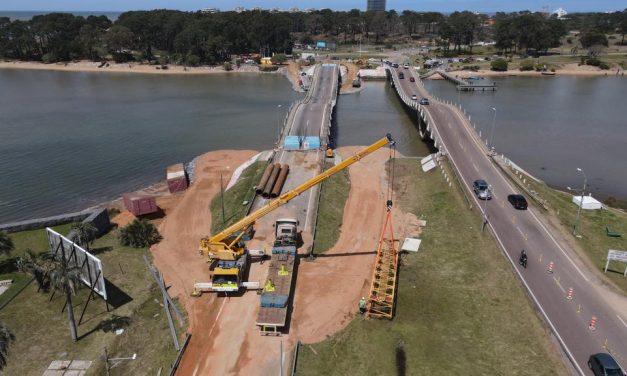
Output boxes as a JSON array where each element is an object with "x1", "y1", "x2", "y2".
[
  {"x1": 270, "y1": 165, "x2": 290, "y2": 198},
  {"x1": 262, "y1": 164, "x2": 281, "y2": 198},
  {"x1": 255, "y1": 163, "x2": 274, "y2": 195}
]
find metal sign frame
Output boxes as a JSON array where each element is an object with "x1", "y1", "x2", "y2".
[
  {"x1": 604, "y1": 249, "x2": 627, "y2": 277},
  {"x1": 47, "y1": 228, "x2": 107, "y2": 300}
]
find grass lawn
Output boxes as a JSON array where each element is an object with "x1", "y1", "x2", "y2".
[
  {"x1": 296, "y1": 159, "x2": 567, "y2": 375},
  {"x1": 1, "y1": 231, "x2": 182, "y2": 375},
  {"x1": 210, "y1": 161, "x2": 267, "y2": 234},
  {"x1": 312, "y1": 163, "x2": 350, "y2": 254},
  {"x1": 505, "y1": 167, "x2": 627, "y2": 294}
]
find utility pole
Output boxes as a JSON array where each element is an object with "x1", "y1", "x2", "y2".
[
  {"x1": 573, "y1": 167, "x2": 587, "y2": 236},
  {"x1": 220, "y1": 173, "x2": 226, "y2": 226},
  {"x1": 489, "y1": 107, "x2": 497, "y2": 153},
  {"x1": 481, "y1": 185, "x2": 492, "y2": 232}
]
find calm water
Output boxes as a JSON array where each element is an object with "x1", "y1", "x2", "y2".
[
  {"x1": 0, "y1": 70, "x2": 300, "y2": 222},
  {"x1": 425, "y1": 76, "x2": 627, "y2": 200}
]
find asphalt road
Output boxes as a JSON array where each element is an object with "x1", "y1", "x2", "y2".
[
  {"x1": 251, "y1": 65, "x2": 339, "y2": 233},
  {"x1": 391, "y1": 64, "x2": 627, "y2": 375}
]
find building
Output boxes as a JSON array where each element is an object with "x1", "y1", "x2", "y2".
[
  {"x1": 201, "y1": 7, "x2": 220, "y2": 14},
  {"x1": 367, "y1": 0, "x2": 386, "y2": 12},
  {"x1": 233, "y1": 6, "x2": 245, "y2": 13}
]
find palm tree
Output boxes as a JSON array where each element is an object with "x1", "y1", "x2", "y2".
[
  {"x1": 18, "y1": 249, "x2": 53, "y2": 292},
  {"x1": 0, "y1": 321, "x2": 14, "y2": 371},
  {"x1": 70, "y1": 222, "x2": 98, "y2": 251},
  {"x1": 49, "y1": 257, "x2": 83, "y2": 342},
  {"x1": 119, "y1": 219, "x2": 161, "y2": 248},
  {"x1": 0, "y1": 231, "x2": 14, "y2": 256}
]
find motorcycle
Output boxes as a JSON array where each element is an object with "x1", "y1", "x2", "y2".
[{"x1": 519, "y1": 250, "x2": 528, "y2": 269}]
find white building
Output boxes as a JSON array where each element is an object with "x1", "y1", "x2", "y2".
[
  {"x1": 233, "y1": 6, "x2": 245, "y2": 13},
  {"x1": 553, "y1": 7, "x2": 568, "y2": 19},
  {"x1": 201, "y1": 7, "x2": 220, "y2": 14}
]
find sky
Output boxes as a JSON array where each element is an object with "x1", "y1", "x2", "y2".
[{"x1": 0, "y1": 0, "x2": 623, "y2": 13}]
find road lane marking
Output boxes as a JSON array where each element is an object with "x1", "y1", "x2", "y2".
[
  {"x1": 553, "y1": 276, "x2": 566, "y2": 293},
  {"x1": 618, "y1": 315, "x2": 627, "y2": 328}
]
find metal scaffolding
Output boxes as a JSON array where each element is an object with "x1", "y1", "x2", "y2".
[{"x1": 367, "y1": 206, "x2": 399, "y2": 319}]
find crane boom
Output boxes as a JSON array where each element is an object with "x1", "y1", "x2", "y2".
[{"x1": 200, "y1": 134, "x2": 394, "y2": 260}]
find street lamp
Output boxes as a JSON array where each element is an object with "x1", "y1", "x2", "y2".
[
  {"x1": 276, "y1": 104, "x2": 282, "y2": 143},
  {"x1": 489, "y1": 107, "x2": 497, "y2": 153},
  {"x1": 481, "y1": 184, "x2": 492, "y2": 232},
  {"x1": 570, "y1": 167, "x2": 587, "y2": 236}
]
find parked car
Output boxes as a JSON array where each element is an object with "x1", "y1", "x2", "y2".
[
  {"x1": 473, "y1": 179, "x2": 492, "y2": 200},
  {"x1": 398, "y1": 72, "x2": 404, "y2": 79},
  {"x1": 410, "y1": 77, "x2": 415, "y2": 82},
  {"x1": 392, "y1": 63, "x2": 399, "y2": 68},
  {"x1": 507, "y1": 194, "x2": 528, "y2": 210},
  {"x1": 588, "y1": 353, "x2": 625, "y2": 376},
  {"x1": 419, "y1": 98, "x2": 430, "y2": 105},
  {"x1": 411, "y1": 94, "x2": 417, "y2": 100},
  {"x1": 403, "y1": 64, "x2": 409, "y2": 69}
]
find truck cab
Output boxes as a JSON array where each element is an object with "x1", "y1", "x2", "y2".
[{"x1": 275, "y1": 219, "x2": 298, "y2": 244}]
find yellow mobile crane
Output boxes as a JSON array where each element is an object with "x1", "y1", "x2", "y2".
[{"x1": 195, "y1": 134, "x2": 394, "y2": 293}]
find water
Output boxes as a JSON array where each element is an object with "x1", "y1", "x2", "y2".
[
  {"x1": 0, "y1": 11, "x2": 121, "y2": 21},
  {"x1": 424, "y1": 76, "x2": 627, "y2": 200},
  {"x1": 335, "y1": 82, "x2": 431, "y2": 157},
  {"x1": 0, "y1": 70, "x2": 300, "y2": 222}
]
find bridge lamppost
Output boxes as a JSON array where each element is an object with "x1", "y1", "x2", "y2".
[
  {"x1": 489, "y1": 107, "x2": 497, "y2": 154},
  {"x1": 276, "y1": 104, "x2": 282, "y2": 144},
  {"x1": 568, "y1": 167, "x2": 587, "y2": 236}
]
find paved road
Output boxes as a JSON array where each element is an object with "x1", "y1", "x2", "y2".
[
  {"x1": 251, "y1": 65, "x2": 339, "y2": 233},
  {"x1": 390, "y1": 64, "x2": 627, "y2": 375}
]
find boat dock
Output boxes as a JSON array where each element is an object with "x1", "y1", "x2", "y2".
[{"x1": 437, "y1": 70, "x2": 497, "y2": 91}]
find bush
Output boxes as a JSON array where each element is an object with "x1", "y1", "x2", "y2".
[
  {"x1": 259, "y1": 65, "x2": 280, "y2": 72},
  {"x1": 223, "y1": 61, "x2": 233, "y2": 71},
  {"x1": 186, "y1": 54, "x2": 200, "y2": 66},
  {"x1": 462, "y1": 65, "x2": 480, "y2": 71},
  {"x1": 119, "y1": 219, "x2": 161, "y2": 248},
  {"x1": 42, "y1": 53, "x2": 58, "y2": 64},
  {"x1": 490, "y1": 58, "x2": 508, "y2": 71},
  {"x1": 585, "y1": 57, "x2": 610, "y2": 69},
  {"x1": 112, "y1": 52, "x2": 134, "y2": 63},
  {"x1": 519, "y1": 59, "x2": 535, "y2": 71},
  {"x1": 270, "y1": 53, "x2": 287, "y2": 65}
]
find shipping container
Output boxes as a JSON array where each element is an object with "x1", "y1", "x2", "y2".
[
  {"x1": 166, "y1": 163, "x2": 188, "y2": 193},
  {"x1": 303, "y1": 136, "x2": 320, "y2": 150},
  {"x1": 283, "y1": 136, "x2": 300, "y2": 150},
  {"x1": 123, "y1": 193, "x2": 158, "y2": 216}
]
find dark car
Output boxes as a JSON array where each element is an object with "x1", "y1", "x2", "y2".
[
  {"x1": 410, "y1": 77, "x2": 415, "y2": 82},
  {"x1": 398, "y1": 72, "x2": 404, "y2": 79},
  {"x1": 507, "y1": 194, "x2": 528, "y2": 210},
  {"x1": 588, "y1": 353, "x2": 624, "y2": 376},
  {"x1": 473, "y1": 179, "x2": 492, "y2": 200},
  {"x1": 419, "y1": 98, "x2": 430, "y2": 105},
  {"x1": 392, "y1": 63, "x2": 399, "y2": 68}
]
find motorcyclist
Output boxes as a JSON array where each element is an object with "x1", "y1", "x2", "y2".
[{"x1": 519, "y1": 249, "x2": 528, "y2": 268}]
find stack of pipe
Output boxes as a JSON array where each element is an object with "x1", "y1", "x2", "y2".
[
  {"x1": 262, "y1": 164, "x2": 282, "y2": 198},
  {"x1": 270, "y1": 165, "x2": 290, "y2": 198}
]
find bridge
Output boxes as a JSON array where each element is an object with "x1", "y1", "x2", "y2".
[
  {"x1": 386, "y1": 64, "x2": 627, "y2": 375},
  {"x1": 251, "y1": 63, "x2": 340, "y2": 233}
]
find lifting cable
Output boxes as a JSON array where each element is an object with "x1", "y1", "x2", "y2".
[{"x1": 386, "y1": 141, "x2": 397, "y2": 210}]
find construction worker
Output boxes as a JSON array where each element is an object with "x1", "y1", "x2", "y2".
[{"x1": 358, "y1": 297, "x2": 367, "y2": 314}]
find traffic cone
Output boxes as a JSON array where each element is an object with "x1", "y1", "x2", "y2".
[
  {"x1": 567, "y1": 288, "x2": 573, "y2": 300},
  {"x1": 547, "y1": 261, "x2": 554, "y2": 273},
  {"x1": 589, "y1": 316, "x2": 597, "y2": 331}
]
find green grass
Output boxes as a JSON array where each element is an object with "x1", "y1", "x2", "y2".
[
  {"x1": 296, "y1": 159, "x2": 566, "y2": 376},
  {"x1": 210, "y1": 161, "x2": 268, "y2": 234},
  {"x1": 1, "y1": 231, "x2": 182, "y2": 375},
  {"x1": 506, "y1": 168, "x2": 627, "y2": 294},
  {"x1": 312, "y1": 163, "x2": 351, "y2": 254}
]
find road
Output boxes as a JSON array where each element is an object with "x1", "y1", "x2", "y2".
[
  {"x1": 390, "y1": 64, "x2": 627, "y2": 375},
  {"x1": 251, "y1": 64, "x2": 339, "y2": 233}
]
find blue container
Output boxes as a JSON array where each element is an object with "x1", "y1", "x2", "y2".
[
  {"x1": 284, "y1": 136, "x2": 300, "y2": 150},
  {"x1": 303, "y1": 136, "x2": 320, "y2": 150}
]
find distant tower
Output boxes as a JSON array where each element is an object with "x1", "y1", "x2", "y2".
[{"x1": 367, "y1": 0, "x2": 386, "y2": 11}]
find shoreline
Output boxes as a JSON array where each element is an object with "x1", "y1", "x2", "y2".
[
  {"x1": 0, "y1": 60, "x2": 282, "y2": 76},
  {"x1": 429, "y1": 64, "x2": 625, "y2": 79}
]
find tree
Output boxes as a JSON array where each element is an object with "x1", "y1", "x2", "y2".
[
  {"x1": 49, "y1": 257, "x2": 83, "y2": 342},
  {"x1": 579, "y1": 30, "x2": 608, "y2": 48},
  {"x1": 271, "y1": 53, "x2": 287, "y2": 64},
  {"x1": 491, "y1": 58, "x2": 508, "y2": 71},
  {"x1": 70, "y1": 222, "x2": 98, "y2": 251},
  {"x1": 119, "y1": 219, "x2": 161, "y2": 248},
  {"x1": 0, "y1": 322, "x2": 14, "y2": 371},
  {"x1": 0, "y1": 231, "x2": 13, "y2": 256},
  {"x1": 18, "y1": 249, "x2": 53, "y2": 291}
]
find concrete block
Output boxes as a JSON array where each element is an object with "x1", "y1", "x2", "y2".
[
  {"x1": 63, "y1": 371, "x2": 82, "y2": 376},
  {"x1": 68, "y1": 360, "x2": 92, "y2": 370},
  {"x1": 42, "y1": 370, "x2": 65, "y2": 376}
]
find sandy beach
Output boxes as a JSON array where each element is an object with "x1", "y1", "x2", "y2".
[
  {"x1": 429, "y1": 63, "x2": 625, "y2": 79},
  {"x1": 0, "y1": 60, "x2": 276, "y2": 75}
]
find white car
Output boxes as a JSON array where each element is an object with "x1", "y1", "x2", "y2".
[
  {"x1": 411, "y1": 94, "x2": 417, "y2": 100},
  {"x1": 403, "y1": 64, "x2": 409, "y2": 69}
]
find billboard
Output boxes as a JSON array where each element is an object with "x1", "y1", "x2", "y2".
[{"x1": 47, "y1": 228, "x2": 107, "y2": 300}]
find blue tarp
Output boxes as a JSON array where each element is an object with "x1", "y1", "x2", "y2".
[
  {"x1": 284, "y1": 136, "x2": 300, "y2": 150},
  {"x1": 261, "y1": 294, "x2": 289, "y2": 308}
]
